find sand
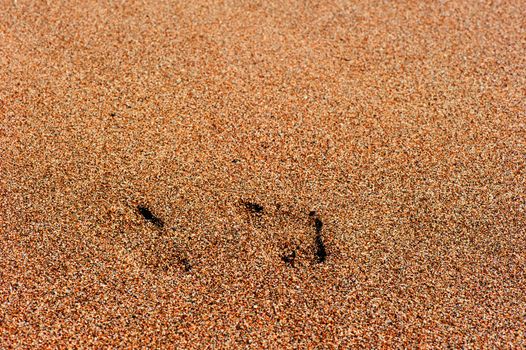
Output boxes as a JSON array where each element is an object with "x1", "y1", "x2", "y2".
[{"x1": 1, "y1": 0, "x2": 525, "y2": 347}]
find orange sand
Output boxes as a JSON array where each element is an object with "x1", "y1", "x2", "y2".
[{"x1": 1, "y1": 0, "x2": 525, "y2": 347}]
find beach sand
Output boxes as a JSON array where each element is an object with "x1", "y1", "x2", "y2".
[{"x1": 1, "y1": 0, "x2": 525, "y2": 347}]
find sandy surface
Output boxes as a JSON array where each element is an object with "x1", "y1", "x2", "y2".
[{"x1": 1, "y1": 0, "x2": 525, "y2": 347}]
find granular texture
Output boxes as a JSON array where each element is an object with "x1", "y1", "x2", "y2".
[{"x1": 1, "y1": 0, "x2": 525, "y2": 348}]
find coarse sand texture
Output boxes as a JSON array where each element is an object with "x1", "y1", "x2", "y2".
[{"x1": 1, "y1": 0, "x2": 525, "y2": 348}]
